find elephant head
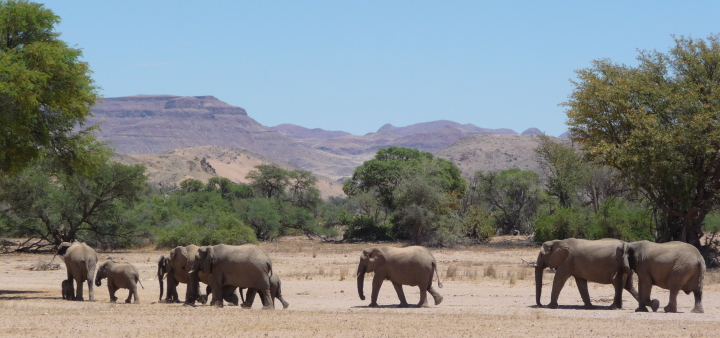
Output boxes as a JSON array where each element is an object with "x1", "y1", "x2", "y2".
[
  {"x1": 535, "y1": 240, "x2": 568, "y2": 306},
  {"x1": 187, "y1": 246, "x2": 214, "y2": 305},
  {"x1": 357, "y1": 248, "x2": 385, "y2": 301},
  {"x1": 157, "y1": 255, "x2": 169, "y2": 301},
  {"x1": 95, "y1": 261, "x2": 114, "y2": 287}
]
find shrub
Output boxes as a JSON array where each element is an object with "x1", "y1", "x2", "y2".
[{"x1": 343, "y1": 216, "x2": 393, "y2": 241}]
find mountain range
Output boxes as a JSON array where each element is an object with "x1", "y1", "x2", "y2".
[{"x1": 90, "y1": 95, "x2": 567, "y2": 197}]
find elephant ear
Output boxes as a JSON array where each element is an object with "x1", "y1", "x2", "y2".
[
  {"x1": 367, "y1": 248, "x2": 385, "y2": 271},
  {"x1": 619, "y1": 242, "x2": 632, "y2": 273},
  {"x1": 201, "y1": 246, "x2": 214, "y2": 274}
]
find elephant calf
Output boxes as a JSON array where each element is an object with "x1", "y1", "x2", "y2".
[
  {"x1": 61, "y1": 279, "x2": 73, "y2": 300},
  {"x1": 95, "y1": 261, "x2": 144, "y2": 304},
  {"x1": 240, "y1": 274, "x2": 289, "y2": 309},
  {"x1": 357, "y1": 246, "x2": 443, "y2": 308}
]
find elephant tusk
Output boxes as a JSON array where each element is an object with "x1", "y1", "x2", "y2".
[{"x1": 188, "y1": 270, "x2": 195, "y2": 274}]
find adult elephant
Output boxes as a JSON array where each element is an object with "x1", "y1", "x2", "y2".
[
  {"x1": 623, "y1": 240, "x2": 705, "y2": 313},
  {"x1": 535, "y1": 238, "x2": 639, "y2": 309},
  {"x1": 356, "y1": 246, "x2": 443, "y2": 308},
  {"x1": 158, "y1": 245, "x2": 202, "y2": 303},
  {"x1": 188, "y1": 244, "x2": 274, "y2": 309},
  {"x1": 58, "y1": 242, "x2": 98, "y2": 301}
]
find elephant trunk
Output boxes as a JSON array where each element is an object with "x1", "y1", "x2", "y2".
[
  {"x1": 157, "y1": 259, "x2": 164, "y2": 301},
  {"x1": 357, "y1": 262, "x2": 366, "y2": 301},
  {"x1": 186, "y1": 270, "x2": 200, "y2": 305},
  {"x1": 535, "y1": 255, "x2": 546, "y2": 307},
  {"x1": 94, "y1": 272, "x2": 103, "y2": 287}
]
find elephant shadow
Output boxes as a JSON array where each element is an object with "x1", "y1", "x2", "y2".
[
  {"x1": 529, "y1": 304, "x2": 622, "y2": 310},
  {"x1": 351, "y1": 304, "x2": 426, "y2": 309},
  {"x1": 0, "y1": 290, "x2": 56, "y2": 301}
]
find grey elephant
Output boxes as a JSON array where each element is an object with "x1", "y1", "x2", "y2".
[
  {"x1": 58, "y1": 242, "x2": 98, "y2": 301},
  {"x1": 61, "y1": 279, "x2": 72, "y2": 300},
  {"x1": 535, "y1": 238, "x2": 639, "y2": 309},
  {"x1": 235, "y1": 274, "x2": 289, "y2": 309},
  {"x1": 357, "y1": 246, "x2": 443, "y2": 308},
  {"x1": 623, "y1": 240, "x2": 705, "y2": 313},
  {"x1": 95, "y1": 260, "x2": 144, "y2": 304},
  {"x1": 157, "y1": 245, "x2": 210, "y2": 304},
  {"x1": 187, "y1": 244, "x2": 274, "y2": 309}
]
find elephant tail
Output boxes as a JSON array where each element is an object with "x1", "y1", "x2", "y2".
[
  {"x1": 267, "y1": 262, "x2": 273, "y2": 278},
  {"x1": 433, "y1": 261, "x2": 443, "y2": 289},
  {"x1": 138, "y1": 275, "x2": 145, "y2": 289}
]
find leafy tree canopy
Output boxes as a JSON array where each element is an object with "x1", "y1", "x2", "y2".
[
  {"x1": 565, "y1": 35, "x2": 720, "y2": 246},
  {"x1": 0, "y1": 0, "x2": 99, "y2": 174}
]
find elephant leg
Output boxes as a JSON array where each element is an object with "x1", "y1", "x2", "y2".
[
  {"x1": 664, "y1": 288, "x2": 679, "y2": 313},
  {"x1": 125, "y1": 289, "x2": 133, "y2": 304},
  {"x1": 391, "y1": 282, "x2": 409, "y2": 307},
  {"x1": 75, "y1": 278, "x2": 85, "y2": 301},
  {"x1": 210, "y1": 282, "x2": 223, "y2": 308},
  {"x1": 417, "y1": 284, "x2": 429, "y2": 308},
  {"x1": 691, "y1": 289, "x2": 704, "y2": 313},
  {"x1": 223, "y1": 286, "x2": 238, "y2": 306},
  {"x1": 260, "y1": 288, "x2": 274, "y2": 310},
  {"x1": 131, "y1": 284, "x2": 140, "y2": 304},
  {"x1": 276, "y1": 292, "x2": 290, "y2": 309},
  {"x1": 87, "y1": 279, "x2": 95, "y2": 302},
  {"x1": 66, "y1": 275, "x2": 75, "y2": 300},
  {"x1": 109, "y1": 285, "x2": 118, "y2": 303},
  {"x1": 574, "y1": 278, "x2": 594, "y2": 308},
  {"x1": 369, "y1": 274, "x2": 383, "y2": 307},
  {"x1": 635, "y1": 274, "x2": 658, "y2": 312},
  {"x1": 609, "y1": 273, "x2": 624, "y2": 310},
  {"x1": 548, "y1": 267, "x2": 571, "y2": 309},
  {"x1": 428, "y1": 286, "x2": 443, "y2": 305},
  {"x1": 244, "y1": 288, "x2": 257, "y2": 309}
]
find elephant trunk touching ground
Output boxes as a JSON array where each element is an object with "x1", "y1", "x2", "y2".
[
  {"x1": 357, "y1": 261, "x2": 366, "y2": 301},
  {"x1": 535, "y1": 254, "x2": 546, "y2": 307},
  {"x1": 157, "y1": 255, "x2": 167, "y2": 301}
]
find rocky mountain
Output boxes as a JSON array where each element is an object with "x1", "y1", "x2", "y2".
[{"x1": 91, "y1": 95, "x2": 566, "y2": 196}]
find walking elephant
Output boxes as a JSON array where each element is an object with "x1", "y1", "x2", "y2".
[
  {"x1": 356, "y1": 246, "x2": 443, "y2": 308},
  {"x1": 535, "y1": 238, "x2": 639, "y2": 309},
  {"x1": 237, "y1": 274, "x2": 289, "y2": 309},
  {"x1": 95, "y1": 261, "x2": 144, "y2": 303},
  {"x1": 623, "y1": 240, "x2": 705, "y2": 313},
  {"x1": 58, "y1": 242, "x2": 98, "y2": 301},
  {"x1": 187, "y1": 244, "x2": 274, "y2": 309},
  {"x1": 157, "y1": 245, "x2": 210, "y2": 304}
]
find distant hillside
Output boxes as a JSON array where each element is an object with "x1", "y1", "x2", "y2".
[
  {"x1": 113, "y1": 146, "x2": 345, "y2": 198},
  {"x1": 377, "y1": 120, "x2": 516, "y2": 136},
  {"x1": 269, "y1": 124, "x2": 351, "y2": 139}
]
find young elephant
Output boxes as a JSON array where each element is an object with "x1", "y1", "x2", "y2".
[
  {"x1": 95, "y1": 261, "x2": 144, "y2": 304},
  {"x1": 61, "y1": 279, "x2": 73, "y2": 300},
  {"x1": 623, "y1": 241, "x2": 705, "y2": 313},
  {"x1": 357, "y1": 246, "x2": 443, "y2": 308},
  {"x1": 535, "y1": 238, "x2": 639, "y2": 309},
  {"x1": 239, "y1": 274, "x2": 290, "y2": 309}
]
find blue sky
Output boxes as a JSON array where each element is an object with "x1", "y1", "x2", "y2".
[{"x1": 42, "y1": 1, "x2": 719, "y2": 136}]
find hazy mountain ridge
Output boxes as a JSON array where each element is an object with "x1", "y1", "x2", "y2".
[{"x1": 92, "y1": 95, "x2": 567, "y2": 195}]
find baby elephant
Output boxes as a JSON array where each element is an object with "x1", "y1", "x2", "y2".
[
  {"x1": 95, "y1": 261, "x2": 144, "y2": 304},
  {"x1": 61, "y1": 279, "x2": 73, "y2": 300},
  {"x1": 241, "y1": 274, "x2": 289, "y2": 309}
]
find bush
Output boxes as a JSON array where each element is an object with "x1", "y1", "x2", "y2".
[
  {"x1": 343, "y1": 216, "x2": 393, "y2": 241},
  {"x1": 532, "y1": 199, "x2": 654, "y2": 243},
  {"x1": 156, "y1": 215, "x2": 257, "y2": 248}
]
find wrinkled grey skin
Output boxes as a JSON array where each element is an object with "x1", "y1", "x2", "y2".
[
  {"x1": 535, "y1": 238, "x2": 639, "y2": 309},
  {"x1": 357, "y1": 246, "x2": 443, "y2": 308},
  {"x1": 187, "y1": 244, "x2": 274, "y2": 309},
  {"x1": 58, "y1": 242, "x2": 98, "y2": 301},
  {"x1": 157, "y1": 245, "x2": 209, "y2": 304},
  {"x1": 61, "y1": 279, "x2": 72, "y2": 300},
  {"x1": 95, "y1": 261, "x2": 144, "y2": 304},
  {"x1": 624, "y1": 241, "x2": 705, "y2": 313},
  {"x1": 236, "y1": 274, "x2": 289, "y2": 309}
]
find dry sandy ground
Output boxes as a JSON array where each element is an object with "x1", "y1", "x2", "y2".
[{"x1": 1, "y1": 236, "x2": 719, "y2": 337}]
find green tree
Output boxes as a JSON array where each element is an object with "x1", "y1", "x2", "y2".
[
  {"x1": 0, "y1": 0, "x2": 99, "y2": 174},
  {"x1": 534, "y1": 135, "x2": 585, "y2": 208},
  {"x1": 565, "y1": 35, "x2": 720, "y2": 247},
  {"x1": 246, "y1": 164, "x2": 289, "y2": 199},
  {"x1": 0, "y1": 159, "x2": 147, "y2": 245},
  {"x1": 474, "y1": 169, "x2": 545, "y2": 234}
]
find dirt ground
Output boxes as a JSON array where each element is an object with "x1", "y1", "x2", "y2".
[{"x1": 1, "y1": 236, "x2": 719, "y2": 337}]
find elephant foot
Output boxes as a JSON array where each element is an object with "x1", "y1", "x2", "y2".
[
  {"x1": 582, "y1": 303, "x2": 596, "y2": 310},
  {"x1": 125, "y1": 300, "x2": 131, "y2": 304},
  {"x1": 133, "y1": 300, "x2": 140, "y2": 304},
  {"x1": 650, "y1": 299, "x2": 660, "y2": 312},
  {"x1": 281, "y1": 301, "x2": 289, "y2": 309},
  {"x1": 241, "y1": 303, "x2": 252, "y2": 309},
  {"x1": 663, "y1": 305, "x2": 677, "y2": 313},
  {"x1": 635, "y1": 306, "x2": 649, "y2": 312},
  {"x1": 418, "y1": 303, "x2": 430, "y2": 308},
  {"x1": 691, "y1": 306, "x2": 704, "y2": 314},
  {"x1": 434, "y1": 295, "x2": 443, "y2": 305},
  {"x1": 547, "y1": 302, "x2": 558, "y2": 309},
  {"x1": 609, "y1": 303, "x2": 621, "y2": 310},
  {"x1": 261, "y1": 304, "x2": 274, "y2": 310},
  {"x1": 398, "y1": 302, "x2": 410, "y2": 308},
  {"x1": 368, "y1": 302, "x2": 379, "y2": 308}
]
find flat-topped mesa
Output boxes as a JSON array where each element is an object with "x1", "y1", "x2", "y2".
[{"x1": 92, "y1": 95, "x2": 247, "y2": 119}]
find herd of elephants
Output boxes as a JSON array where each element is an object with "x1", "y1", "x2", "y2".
[{"x1": 56, "y1": 238, "x2": 706, "y2": 313}]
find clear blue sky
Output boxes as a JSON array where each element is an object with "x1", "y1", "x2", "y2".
[{"x1": 42, "y1": 1, "x2": 719, "y2": 136}]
